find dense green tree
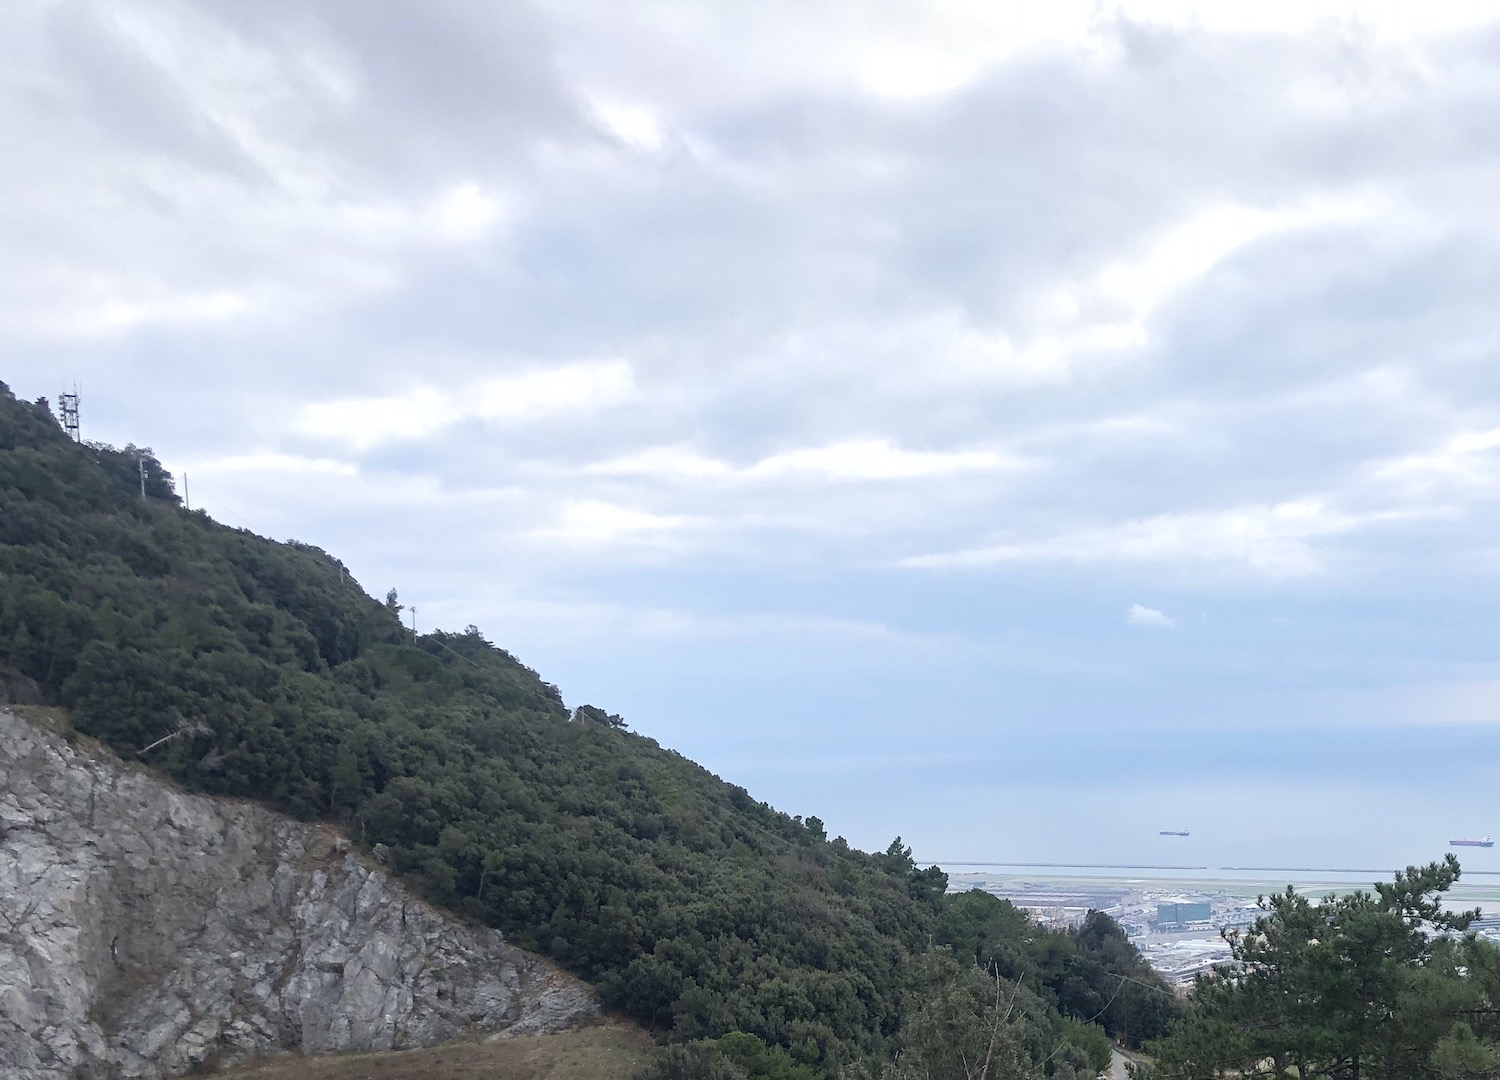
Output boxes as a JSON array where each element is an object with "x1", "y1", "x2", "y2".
[
  {"x1": 937, "y1": 891, "x2": 1177, "y2": 1048},
  {"x1": 1143, "y1": 857, "x2": 1496, "y2": 1080},
  {"x1": 841, "y1": 949, "x2": 1114, "y2": 1080},
  {"x1": 636, "y1": 1032, "x2": 827, "y2": 1080}
]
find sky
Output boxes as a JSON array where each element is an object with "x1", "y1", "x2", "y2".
[{"x1": 7, "y1": 0, "x2": 1500, "y2": 871}]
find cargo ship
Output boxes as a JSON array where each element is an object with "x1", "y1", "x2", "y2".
[
  {"x1": 1159, "y1": 829, "x2": 1190, "y2": 837},
  {"x1": 1450, "y1": 835, "x2": 1494, "y2": 848}
]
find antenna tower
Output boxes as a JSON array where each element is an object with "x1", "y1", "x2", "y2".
[{"x1": 59, "y1": 388, "x2": 81, "y2": 442}]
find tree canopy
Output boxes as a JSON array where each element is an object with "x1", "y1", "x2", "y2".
[{"x1": 1143, "y1": 856, "x2": 1500, "y2": 1080}]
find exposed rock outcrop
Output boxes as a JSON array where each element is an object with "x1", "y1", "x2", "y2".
[{"x1": 0, "y1": 710, "x2": 599, "y2": 1079}]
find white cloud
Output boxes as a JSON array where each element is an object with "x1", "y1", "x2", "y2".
[
  {"x1": 98, "y1": 290, "x2": 253, "y2": 331},
  {"x1": 474, "y1": 361, "x2": 634, "y2": 420},
  {"x1": 467, "y1": 594, "x2": 911, "y2": 644},
  {"x1": 586, "y1": 439, "x2": 1029, "y2": 484},
  {"x1": 902, "y1": 500, "x2": 1427, "y2": 576},
  {"x1": 429, "y1": 183, "x2": 506, "y2": 240},
  {"x1": 183, "y1": 452, "x2": 358, "y2": 477},
  {"x1": 853, "y1": 43, "x2": 984, "y2": 100},
  {"x1": 1390, "y1": 679, "x2": 1500, "y2": 725},
  {"x1": 585, "y1": 445, "x2": 734, "y2": 479},
  {"x1": 554, "y1": 0, "x2": 1498, "y2": 124},
  {"x1": 6, "y1": 272, "x2": 257, "y2": 338},
  {"x1": 752, "y1": 440, "x2": 1026, "y2": 481},
  {"x1": 545, "y1": 499, "x2": 687, "y2": 543},
  {"x1": 773, "y1": 200, "x2": 1376, "y2": 395},
  {"x1": 298, "y1": 387, "x2": 451, "y2": 447},
  {"x1": 1124, "y1": 0, "x2": 1500, "y2": 37},
  {"x1": 298, "y1": 361, "x2": 634, "y2": 449},
  {"x1": 1095, "y1": 204, "x2": 1301, "y2": 318},
  {"x1": 591, "y1": 98, "x2": 666, "y2": 151},
  {"x1": 988, "y1": 197, "x2": 1392, "y2": 383},
  {"x1": 1126, "y1": 603, "x2": 1174, "y2": 628},
  {"x1": 1372, "y1": 428, "x2": 1500, "y2": 493}
]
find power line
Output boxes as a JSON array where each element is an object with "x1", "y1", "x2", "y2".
[
  {"x1": 1063, "y1": 955, "x2": 1179, "y2": 998},
  {"x1": 1034, "y1": 970, "x2": 1130, "y2": 1073},
  {"x1": 1106, "y1": 968, "x2": 1180, "y2": 998},
  {"x1": 181, "y1": 484, "x2": 258, "y2": 532}
]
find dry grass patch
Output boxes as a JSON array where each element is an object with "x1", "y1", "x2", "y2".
[{"x1": 214, "y1": 1023, "x2": 655, "y2": 1080}]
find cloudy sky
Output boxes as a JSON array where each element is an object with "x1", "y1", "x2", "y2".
[{"x1": 9, "y1": 0, "x2": 1500, "y2": 869}]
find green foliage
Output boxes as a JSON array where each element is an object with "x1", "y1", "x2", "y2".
[
  {"x1": 636, "y1": 1041, "x2": 752, "y2": 1080},
  {"x1": 937, "y1": 891, "x2": 1178, "y2": 1048},
  {"x1": 842, "y1": 949, "x2": 1121, "y2": 1080},
  {"x1": 1145, "y1": 856, "x2": 1500, "y2": 1080},
  {"x1": 1054, "y1": 1017, "x2": 1112, "y2": 1074},
  {"x1": 1431, "y1": 1023, "x2": 1500, "y2": 1080},
  {"x1": 881, "y1": 950, "x2": 1039, "y2": 1080},
  {"x1": 636, "y1": 1033, "x2": 823, "y2": 1080},
  {"x1": 0, "y1": 382, "x2": 1154, "y2": 1076}
]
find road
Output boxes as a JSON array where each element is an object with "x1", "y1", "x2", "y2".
[{"x1": 1107, "y1": 1048, "x2": 1133, "y2": 1078}]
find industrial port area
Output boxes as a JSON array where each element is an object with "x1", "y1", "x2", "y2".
[{"x1": 946, "y1": 865, "x2": 1500, "y2": 989}]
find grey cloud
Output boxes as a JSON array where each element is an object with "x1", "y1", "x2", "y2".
[
  {"x1": 12, "y1": 3, "x2": 1500, "y2": 590},
  {"x1": 42, "y1": 4, "x2": 265, "y2": 182},
  {"x1": 204, "y1": 0, "x2": 588, "y2": 188}
]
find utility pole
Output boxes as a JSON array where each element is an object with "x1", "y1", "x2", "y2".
[
  {"x1": 183, "y1": 473, "x2": 189, "y2": 511},
  {"x1": 409, "y1": 606, "x2": 418, "y2": 640},
  {"x1": 138, "y1": 455, "x2": 146, "y2": 500}
]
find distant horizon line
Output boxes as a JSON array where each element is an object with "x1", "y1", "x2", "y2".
[
  {"x1": 931, "y1": 861, "x2": 1500, "y2": 876},
  {"x1": 933, "y1": 861, "x2": 1208, "y2": 870}
]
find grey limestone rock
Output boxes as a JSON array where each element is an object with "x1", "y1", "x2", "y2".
[{"x1": 0, "y1": 710, "x2": 599, "y2": 1079}]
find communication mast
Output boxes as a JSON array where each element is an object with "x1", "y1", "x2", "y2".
[{"x1": 59, "y1": 388, "x2": 81, "y2": 442}]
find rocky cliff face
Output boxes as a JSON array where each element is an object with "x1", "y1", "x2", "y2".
[{"x1": 0, "y1": 710, "x2": 599, "y2": 1079}]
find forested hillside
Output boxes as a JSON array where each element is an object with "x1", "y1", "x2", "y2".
[{"x1": 0, "y1": 382, "x2": 1175, "y2": 1076}]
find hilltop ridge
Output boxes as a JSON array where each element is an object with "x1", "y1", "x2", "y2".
[{"x1": 0, "y1": 383, "x2": 1176, "y2": 1076}]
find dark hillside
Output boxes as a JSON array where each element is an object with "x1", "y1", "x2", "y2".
[{"x1": 0, "y1": 383, "x2": 1175, "y2": 1074}]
